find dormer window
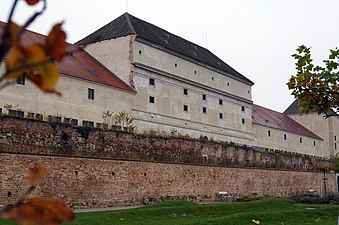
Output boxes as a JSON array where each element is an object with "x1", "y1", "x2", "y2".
[{"x1": 16, "y1": 76, "x2": 25, "y2": 85}]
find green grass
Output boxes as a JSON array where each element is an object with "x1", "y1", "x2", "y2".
[{"x1": 1, "y1": 199, "x2": 339, "y2": 225}]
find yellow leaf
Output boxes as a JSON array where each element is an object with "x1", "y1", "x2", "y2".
[
  {"x1": 5, "y1": 47, "x2": 26, "y2": 80},
  {"x1": 27, "y1": 164, "x2": 48, "y2": 186},
  {"x1": 27, "y1": 62, "x2": 60, "y2": 93},
  {"x1": 5, "y1": 44, "x2": 47, "y2": 81},
  {"x1": 46, "y1": 23, "x2": 67, "y2": 62},
  {"x1": 25, "y1": 44, "x2": 48, "y2": 64}
]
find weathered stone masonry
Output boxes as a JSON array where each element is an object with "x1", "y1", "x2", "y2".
[{"x1": 0, "y1": 117, "x2": 336, "y2": 208}]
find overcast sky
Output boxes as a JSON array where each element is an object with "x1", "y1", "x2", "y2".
[{"x1": 1, "y1": 0, "x2": 339, "y2": 112}]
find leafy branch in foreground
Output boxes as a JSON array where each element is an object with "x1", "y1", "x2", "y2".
[
  {"x1": 0, "y1": 165, "x2": 74, "y2": 225},
  {"x1": 287, "y1": 45, "x2": 339, "y2": 118},
  {"x1": 0, "y1": 0, "x2": 67, "y2": 94},
  {"x1": 0, "y1": 0, "x2": 74, "y2": 224}
]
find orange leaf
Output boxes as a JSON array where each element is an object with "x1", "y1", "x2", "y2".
[
  {"x1": 46, "y1": 23, "x2": 67, "y2": 61},
  {"x1": 7, "y1": 198, "x2": 74, "y2": 225},
  {"x1": 28, "y1": 198, "x2": 74, "y2": 222},
  {"x1": 27, "y1": 164, "x2": 48, "y2": 186},
  {"x1": 25, "y1": 0, "x2": 40, "y2": 5},
  {"x1": 7, "y1": 205, "x2": 58, "y2": 225}
]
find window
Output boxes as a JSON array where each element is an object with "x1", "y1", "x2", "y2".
[
  {"x1": 64, "y1": 118, "x2": 70, "y2": 124},
  {"x1": 183, "y1": 104, "x2": 188, "y2": 112},
  {"x1": 219, "y1": 99, "x2": 223, "y2": 105},
  {"x1": 149, "y1": 96, "x2": 155, "y2": 103},
  {"x1": 335, "y1": 135, "x2": 337, "y2": 141},
  {"x1": 241, "y1": 106, "x2": 245, "y2": 112},
  {"x1": 149, "y1": 78, "x2": 155, "y2": 86},
  {"x1": 314, "y1": 141, "x2": 316, "y2": 147},
  {"x1": 202, "y1": 94, "x2": 206, "y2": 101},
  {"x1": 71, "y1": 119, "x2": 78, "y2": 126},
  {"x1": 268, "y1": 130, "x2": 271, "y2": 137},
  {"x1": 88, "y1": 88, "x2": 94, "y2": 100},
  {"x1": 35, "y1": 114, "x2": 43, "y2": 120},
  {"x1": 219, "y1": 113, "x2": 223, "y2": 119},
  {"x1": 202, "y1": 107, "x2": 207, "y2": 114},
  {"x1": 284, "y1": 134, "x2": 287, "y2": 140},
  {"x1": 183, "y1": 88, "x2": 188, "y2": 95},
  {"x1": 83, "y1": 121, "x2": 94, "y2": 127},
  {"x1": 16, "y1": 75, "x2": 25, "y2": 85},
  {"x1": 335, "y1": 143, "x2": 337, "y2": 150},
  {"x1": 242, "y1": 119, "x2": 245, "y2": 124},
  {"x1": 300, "y1": 137, "x2": 303, "y2": 144}
]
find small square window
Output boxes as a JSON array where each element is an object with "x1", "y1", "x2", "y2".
[
  {"x1": 241, "y1": 119, "x2": 245, "y2": 124},
  {"x1": 88, "y1": 88, "x2": 94, "y2": 100},
  {"x1": 202, "y1": 107, "x2": 207, "y2": 114},
  {"x1": 219, "y1": 99, "x2": 223, "y2": 105},
  {"x1": 64, "y1": 118, "x2": 70, "y2": 124},
  {"x1": 183, "y1": 88, "x2": 188, "y2": 95},
  {"x1": 183, "y1": 104, "x2": 188, "y2": 112},
  {"x1": 35, "y1": 114, "x2": 43, "y2": 121},
  {"x1": 71, "y1": 119, "x2": 78, "y2": 126},
  {"x1": 202, "y1": 94, "x2": 206, "y2": 101},
  {"x1": 149, "y1": 96, "x2": 155, "y2": 103},
  {"x1": 241, "y1": 106, "x2": 245, "y2": 112},
  {"x1": 16, "y1": 75, "x2": 25, "y2": 85},
  {"x1": 219, "y1": 113, "x2": 223, "y2": 119},
  {"x1": 149, "y1": 78, "x2": 155, "y2": 86}
]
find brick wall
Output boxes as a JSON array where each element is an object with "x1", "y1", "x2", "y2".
[{"x1": 0, "y1": 116, "x2": 336, "y2": 208}]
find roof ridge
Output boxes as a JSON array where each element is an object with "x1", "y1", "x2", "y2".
[{"x1": 124, "y1": 13, "x2": 136, "y2": 34}]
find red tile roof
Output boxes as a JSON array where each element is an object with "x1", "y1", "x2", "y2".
[
  {"x1": 0, "y1": 22, "x2": 134, "y2": 92},
  {"x1": 252, "y1": 104, "x2": 323, "y2": 140}
]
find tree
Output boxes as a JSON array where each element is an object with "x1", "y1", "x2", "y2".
[
  {"x1": 287, "y1": 45, "x2": 339, "y2": 118},
  {"x1": 0, "y1": 1, "x2": 74, "y2": 224}
]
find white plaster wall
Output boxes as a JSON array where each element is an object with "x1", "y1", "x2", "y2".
[
  {"x1": 253, "y1": 124, "x2": 324, "y2": 157},
  {"x1": 82, "y1": 36, "x2": 134, "y2": 87},
  {"x1": 133, "y1": 41, "x2": 252, "y2": 100},
  {"x1": 288, "y1": 113, "x2": 339, "y2": 156},
  {"x1": 0, "y1": 74, "x2": 134, "y2": 125},
  {"x1": 131, "y1": 66, "x2": 254, "y2": 145}
]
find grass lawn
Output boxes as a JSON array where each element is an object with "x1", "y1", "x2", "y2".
[{"x1": 1, "y1": 198, "x2": 339, "y2": 225}]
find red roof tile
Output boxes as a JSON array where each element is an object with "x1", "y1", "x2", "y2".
[
  {"x1": 252, "y1": 104, "x2": 323, "y2": 140},
  {"x1": 0, "y1": 22, "x2": 134, "y2": 93}
]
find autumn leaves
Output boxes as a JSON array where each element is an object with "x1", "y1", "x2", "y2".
[
  {"x1": 2, "y1": 165, "x2": 74, "y2": 225},
  {"x1": 1, "y1": 0, "x2": 67, "y2": 94},
  {"x1": 0, "y1": 1, "x2": 74, "y2": 224}
]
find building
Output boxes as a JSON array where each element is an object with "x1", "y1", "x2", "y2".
[
  {"x1": 76, "y1": 13, "x2": 255, "y2": 145},
  {"x1": 0, "y1": 13, "x2": 337, "y2": 157}
]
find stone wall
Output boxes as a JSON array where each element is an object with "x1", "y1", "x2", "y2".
[
  {"x1": 0, "y1": 116, "x2": 336, "y2": 209},
  {"x1": 0, "y1": 116, "x2": 329, "y2": 170},
  {"x1": 1, "y1": 153, "x2": 337, "y2": 209}
]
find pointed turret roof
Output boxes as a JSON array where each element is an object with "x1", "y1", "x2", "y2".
[{"x1": 76, "y1": 13, "x2": 254, "y2": 85}]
